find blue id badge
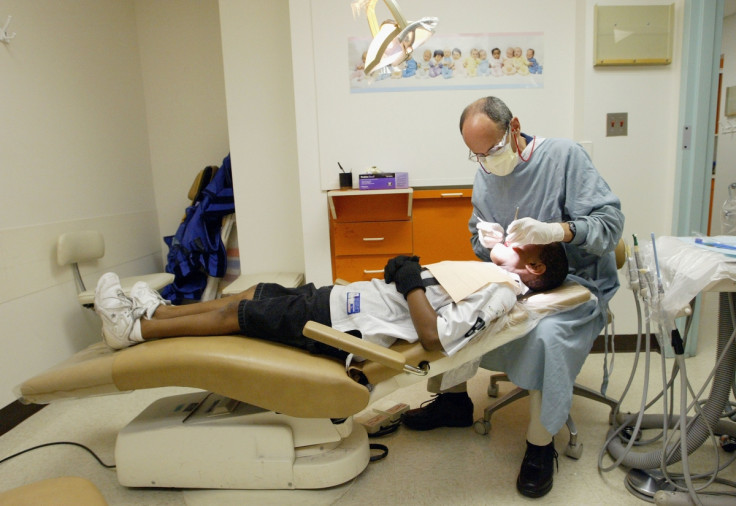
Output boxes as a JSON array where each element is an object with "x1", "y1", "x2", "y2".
[{"x1": 346, "y1": 292, "x2": 361, "y2": 314}]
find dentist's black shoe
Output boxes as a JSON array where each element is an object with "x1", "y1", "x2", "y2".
[
  {"x1": 400, "y1": 392, "x2": 474, "y2": 431},
  {"x1": 516, "y1": 440, "x2": 558, "y2": 498}
]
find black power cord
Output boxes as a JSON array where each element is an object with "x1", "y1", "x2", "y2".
[
  {"x1": 0, "y1": 441, "x2": 115, "y2": 469},
  {"x1": 369, "y1": 443, "x2": 389, "y2": 462}
]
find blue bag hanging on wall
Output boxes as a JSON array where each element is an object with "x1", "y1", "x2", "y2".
[{"x1": 161, "y1": 154, "x2": 234, "y2": 303}]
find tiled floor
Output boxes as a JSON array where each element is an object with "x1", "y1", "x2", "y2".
[{"x1": 1, "y1": 291, "x2": 734, "y2": 505}]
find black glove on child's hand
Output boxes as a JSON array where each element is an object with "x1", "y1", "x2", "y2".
[
  {"x1": 393, "y1": 259, "x2": 425, "y2": 299},
  {"x1": 384, "y1": 255, "x2": 420, "y2": 284}
]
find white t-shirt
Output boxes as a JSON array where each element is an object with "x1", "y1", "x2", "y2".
[{"x1": 328, "y1": 267, "x2": 519, "y2": 356}]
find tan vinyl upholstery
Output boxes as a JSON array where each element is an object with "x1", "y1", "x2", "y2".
[
  {"x1": 18, "y1": 336, "x2": 369, "y2": 419},
  {"x1": 0, "y1": 476, "x2": 107, "y2": 506},
  {"x1": 17, "y1": 281, "x2": 592, "y2": 420}
]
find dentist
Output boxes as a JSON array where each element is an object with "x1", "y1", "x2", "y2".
[{"x1": 401, "y1": 96, "x2": 624, "y2": 498}]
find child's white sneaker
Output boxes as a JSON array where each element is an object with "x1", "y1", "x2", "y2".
[
  {"x1": 131, "y1": 281, "x2": 171, "y2": 319},
  {"x1": 94, "y1": 273, "x2": 145, "y2": 349}
]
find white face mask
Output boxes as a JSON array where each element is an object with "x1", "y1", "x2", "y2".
[{"x1": 480, "y1": 142, "x2": 519, "y2": 176}]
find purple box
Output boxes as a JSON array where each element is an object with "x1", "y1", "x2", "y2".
[{"x1": 358, "y1": 172, "x2": 409, "y2": 190}]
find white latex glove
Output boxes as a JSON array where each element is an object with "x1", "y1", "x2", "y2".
[
  {"x1": 506, "y1": 217, "x2": 564, "y2": 246},
  {"x1": 476, "y1": 220, "x2": 505, "y2": 249}
]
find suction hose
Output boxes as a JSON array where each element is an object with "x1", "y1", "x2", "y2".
[{"x1": 605, "y1": 292, "x2": 736, "y2": 469}]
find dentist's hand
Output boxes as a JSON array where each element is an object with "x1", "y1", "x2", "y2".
[
  {"x1": 506, "y1": 217, "x2": 564, "y2": 246},
  {"x1": 476, "y1": 221, "x2": 505, "y2": 249}
]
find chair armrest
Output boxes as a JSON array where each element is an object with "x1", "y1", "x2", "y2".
[{"x1": 303, "y1": 321, "x2": 427, "y2": 375}]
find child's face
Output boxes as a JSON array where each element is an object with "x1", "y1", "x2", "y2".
[
  {"x1": 492, "y1": 49, "x2": 501, "y2": 59},
  {"x1": 434, "y1": 53, "x2": 442, "y2": 62},
  {"x1": 471, "y1": 48, "x2": 479, "y2": 58},
  {"x1": 526, "y1": 49, "x2": 534, "y2": 59},
  {"x1": 479, "y1": 50, "x2": 487, "y2": 60},
  {"x1": 506, "y1": 48, "x2": 514, "y2": 57},
  {"x1": 514, "y1": 48, "x2": 522, "y2": 57},
  {"x1": 423, "y1": 50, "x2": 431, "y2": 61},
  {"x1": 490, "y1": 243, "x2": 544, "y2": 279},
  {"x1": 452, "y1": 50, "x2": 461, "y2": 60}
]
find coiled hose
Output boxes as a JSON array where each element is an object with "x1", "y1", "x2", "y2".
[{"x1": 605, "y1": 292, "x2": 736, "y2": 468}]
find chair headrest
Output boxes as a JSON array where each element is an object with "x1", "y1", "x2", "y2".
[{"x1": 57, "y1": 230, "x2": 105, "y2": 266}]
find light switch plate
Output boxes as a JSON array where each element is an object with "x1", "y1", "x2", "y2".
[{"x1": 606, "y1": 112, "x2": 628, "y2": 136}]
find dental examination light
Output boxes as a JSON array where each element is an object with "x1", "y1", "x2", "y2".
[{"x1": 352, "y1": 0, "x2": 438, "y2": 76}]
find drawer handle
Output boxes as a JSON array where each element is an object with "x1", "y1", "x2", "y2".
[
  {"x1": 363, "y1": 269, "x2": 384, "y2": 274},
  {"x1": 362, "y1": 237, "x2": 385, "y2": 242},
  {"x1": 441, "y1": 192, "x2": 464, "y2": 198}
]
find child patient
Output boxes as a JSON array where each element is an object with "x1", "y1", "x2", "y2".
[{"x1": 95, "y1": 243, "x2": 569, "y2": 358}]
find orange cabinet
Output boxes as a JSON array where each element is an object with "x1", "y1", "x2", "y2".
[
  {"x1": 327, "y1": 187, "x2": 477, "y2": 283},
  {"x1": 333, "y1": 255, "x2": 403, "y2": 282},
  {"x1": 328, "y1": 189, "x2": 413, "y2": 283},
  {"x1": 413, "y1": 188, "x2": 477, "y2": 264},
  {"x1": 332, "y1": 221, "x2": 413, "y2": 256}
]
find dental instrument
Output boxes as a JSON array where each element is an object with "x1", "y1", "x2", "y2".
[
  {"x1": 694, "y1": 237, "x2": 736, "y2": 251},
  {"x1": 632, "y1": 234, "x2": 651, "y2": 303},
  {"x1": 503, "y1": 206, "x2": 519, "y2": 245},
  {"x1": 598, "y1": 234, "x2": 736, "y2": 505},
  {"x1": 651, "y1": 232, "x2": 665, "y2": 298}
]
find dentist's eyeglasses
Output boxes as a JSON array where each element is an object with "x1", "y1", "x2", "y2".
[{"x1": 468, "y1": 130, "x2": 509, "y2": 166}]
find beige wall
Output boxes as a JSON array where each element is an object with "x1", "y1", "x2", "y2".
[
  {"x1": 219, "y1": 0, "x2": 304, "y2": 276},
  {"x1": 0, "y1": 0, "x2": 230, "y2": 406},
  {"x1": 0, "y1": 0, "x2": 158, "y2": 406},
  {"x1": 579, "y1": 0, "x2": 684, "y2": 326},
  {"x1": 713, "y1": 10, "x2": 736, "y2": 231},
  {"x1": 134, "y1": 0, "x2": 230, "y2": 253},
  {"x1": 291, "y1": 0, "x2": 686, "y2": 338}
]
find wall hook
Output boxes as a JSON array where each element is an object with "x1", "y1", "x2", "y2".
[{"x1": 1, "y1": 15, "x2": 16, "y2": 44}]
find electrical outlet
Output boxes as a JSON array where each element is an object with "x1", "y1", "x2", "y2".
[{"x1": 606, "y1": 112, "x2": 628, "y2": 137}]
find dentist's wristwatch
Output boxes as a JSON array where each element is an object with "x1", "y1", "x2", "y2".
[{"x1": 567, "y1": 221, "x2": 577, "y2": 240}]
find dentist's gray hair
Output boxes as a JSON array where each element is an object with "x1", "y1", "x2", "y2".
[{"x1": 459, "y1": 96, "x2": 513, "y2": 133}]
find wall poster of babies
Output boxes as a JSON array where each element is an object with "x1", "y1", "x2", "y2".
[{"x1": 349, "y1": 32, "x2": 544, "y2": 93}]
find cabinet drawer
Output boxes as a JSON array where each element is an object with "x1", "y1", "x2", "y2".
[
  {"x1": 330, "y1": 191, "x2": 412, "y2": 222},
  {"x1": 333, "y1": 221, "x2": 412, "y2": 256},
  {"x1": 413, "y1": 188, "x2": 473, "y2": 199},
  {"x1": 333, "y1": 255, "x2": 397, "y2": 282},
  {"x1": 413, "y1": 189, "x2": 476, "y2": 264}
]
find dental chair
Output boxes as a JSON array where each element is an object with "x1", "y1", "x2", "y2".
[
  {"x1": 472, "y1": 239, "x2": 627, "y2": 459},
  {"x1": 57, "y1": 230, "x2": 174, "y2": 308},
  {"x1": 0, "y1": 476, "x2": 108, "y2": 506},
  {"x1": 15, "y1": 280, "x2": 593, "y2": 490}
]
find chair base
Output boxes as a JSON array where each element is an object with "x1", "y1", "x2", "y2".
[
  {"x1": 472, "y1": 373, "x2": 619, "y2": 459},
  {"x1": 115, "y1": 391, "x2": 370, "y2": 489}
]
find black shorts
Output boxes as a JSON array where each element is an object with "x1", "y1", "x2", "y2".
[{"x1": 237, "y1": 282, "x2": 348, "y2": 360}]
